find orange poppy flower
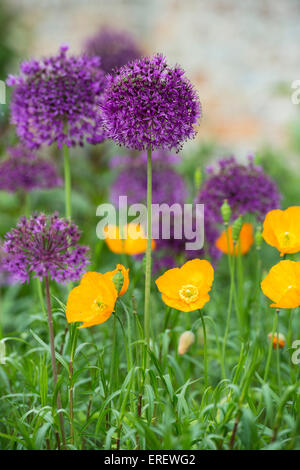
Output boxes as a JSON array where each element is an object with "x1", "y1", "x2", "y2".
[
  {"x1": 155, "y1": 259, "x2": 214, "y2": 312},
  {"x1": 103, "y1": 264, "x2": 129, "y2": 296},
  {"x1": 215, "y1": 222, "x2": 254, "y2": 256},
  {"x1": 261, "y1": 260, "x2": 300, "y2": 309},
  {"x1": 268, "y1": 332, "x2": 286, "y2": 349},
  {"x1": 66, "y1": 272, "x2": 118, "y2": 328},
  {"x1": 262, "y1": 206, "x2": 300, "y2": 256},
  {"x1": 104, "y1": 223, "x2": 156, "y2": 255}
]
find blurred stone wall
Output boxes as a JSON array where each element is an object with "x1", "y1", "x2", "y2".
[{"x1": 7, "y1": 0, "x2": 300, "y2": 156}]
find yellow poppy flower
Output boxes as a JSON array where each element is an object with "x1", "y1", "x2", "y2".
[
  {"x1": 66, "y1": 272, "x2": 118, "y2": 328},
  {"x1": 215, "y1": 222, "x2": 254, "y2": 256},
  {"x1": 262, "y1": 206, "x2": 300, "y2": 256},
  {"x1": 261, "y1": 260, "x2": 300, "y2": 309},
  {"x1": 103, "y1": 264, "x2": 129, "y2": 296},
  {"x1": 104, "y1": 223, "x2": 156, "y2": 255},
  {"x1": 155, "y1": 259, "x2": 214, "y2": 312}
]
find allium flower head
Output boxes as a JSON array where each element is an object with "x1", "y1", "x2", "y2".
[
  {"x1": 7, "y1": 45, "x2": 106, "y2": 149},
  {"x1": 110, "y1": 151, "x2": 187, "y2": 206},
  {"x1": 85, "y1": 27, "x2": 142, "y2": 74},
  {"x1": 2, "y1": 213, "x2": 89, "y2": 283},
  {"x1": 0, "y1": 146, "x2": 62, "y2": 192},
  {"x1": 199, "y1": 156, "x2": 281, "y2": 223},
  {"x1": 100, "y1": 53, "x2": 201, "y2": 151}
]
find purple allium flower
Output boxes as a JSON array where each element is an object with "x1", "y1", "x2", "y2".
[
  {"x1": 100, "y1": 53, "x2": 201, "y2": 151},
  {"x1": 7, "y1": 45, "x2": 106, "y2": 149},
  {"x1": 84, "y1": 27, "x2": 142, "y2": 74},
  {"x1": 0, "y1": 146, "x2": 62, "y2": 193},
  {"x1": 2, "y1": 213, "x2": 89, "y2": 283},
  {"x1": 110, "y1": 151, "x2": 187, "y2": 206},
  {"x1": 198, "y1": 156, "x2": 281, "y2": 223}
]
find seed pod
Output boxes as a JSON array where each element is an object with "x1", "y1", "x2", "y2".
[
  {"x1": 232, "y1": 216, "x2": 243, "y2": 242},
  {"x1": 220, "y1": 199, "x2": 231, "y2": 225},
  {"x1": 112, "y1": 270, "x2": 124, "y2": 294}
]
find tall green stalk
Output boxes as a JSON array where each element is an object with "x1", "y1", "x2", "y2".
[
  {"x1": 221, "y1": 225, "x2": 235, "y2": 378},
  {"x1": 264, "y1": 308, "x2": 278, "y2": 382},
  {"x1": 44, "y1": 276, "x2": 66, "y2": 447},
  {"x1": 200, "y1": 310, "x2": 208, "y2": 388},
  {"x1": 63, "y1": 145, "x2": 72, "y2": 220},
  {"x1": 144, "y1": 146, "x2": 152, "y2": 367}
]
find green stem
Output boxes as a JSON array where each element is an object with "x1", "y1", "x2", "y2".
[
  {"x1": 69, "y1": 324, "x2": 78, "y2": 445},
  {"x1": 44, "y1": 275, "x2": 66, "y2": 448},
  {"x1": 264, "y1": 309, "x2": 278, "y2": 382},
  {"x1": 63, "y1": 145, "x2": 72, "y2": 219},
  {"x1": 221, "y1": 224, "x2": 235, "y2": 378},
  {"x1": 144, "y1": 146, "x2": 152, "y2": 368},
  {"x1": 276, "y1": 311, "x2": 281, "y2": 392},
  {"x1": 200, "y1": 310, "x2": 208, "y2": 388}
]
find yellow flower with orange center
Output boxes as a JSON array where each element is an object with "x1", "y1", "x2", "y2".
[
  {"x1": 66, "y1": 264, "x2": 129, "y2": 328},
  {"x1": 262, "y1": 206, "x2": 300, "y2": 256},
  {"x1": 104, "y1": 223, "x2": 156, "y2": 255},
  {"x1": 155, "y1": 259, "x2": 214, "y2": 312},
  {"x1": 261, "y1": 260, "x2": 300, "y2": 309},
  {"x1": 215, "y1": 222, "x2": 254, "y2": 256}
]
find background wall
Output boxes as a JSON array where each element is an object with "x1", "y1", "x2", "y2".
[{"x1": 6, "y1": 0, "x2": 300, "y2": 157}]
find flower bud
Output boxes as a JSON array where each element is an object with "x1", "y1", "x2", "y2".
[
  {"x1": 112, "y1": 269, "x2": 124, "y2": 295},
  {"x1": 220, "y1": 199, "x2": 231, "y2": 225},
  {"x1": 178, "y1": 331, "x2": 195, "y2": 355},
  {"x1": 232, "y1": 216, "x2": 243, "y2": 242}
]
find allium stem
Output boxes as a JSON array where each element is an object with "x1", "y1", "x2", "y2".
[
  {"x1": 45, "y1": 275, "x2": 66, "y2": 447},
  {"x1": 144, "y1": 146, "x2": 152, "y2": 367},
  {"x1": 63, "y1": 145, "x2": 72, "y2": 219}
]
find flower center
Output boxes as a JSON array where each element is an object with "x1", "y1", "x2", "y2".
[
  {"x1": 179, "y1": 284, "x2": 199, "y2": 304},
  {"x1": 279, "y1": 231, "x2": 296, "y2": 248},
  {"x1": 91, "y1": 298, "x2": 107, "y2": 315}
]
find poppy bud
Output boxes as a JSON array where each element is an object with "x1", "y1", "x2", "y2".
[
  {"x1": 232, "y1": 216, "x2": 243, "y2": 242},
  {"x1": 112, "y1": 269, "x2": 124, "y2": 295},
  {"x1": 220, "y1": 199, "x2": 231, "y2": 225},
  {"x1": 178, "y1": 331, "x2": 195, "y2": 355}
]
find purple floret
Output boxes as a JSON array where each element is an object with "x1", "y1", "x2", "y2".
[
  {"x1": 198, "y1": 156, "x2": 281, "y2": 223},
  {"x1": 85, "y1": 27, "x2": 142, "y2": 74},
  {"x1": 100, "y1": 53, "x2": 201, "y2": 151},
  {"x1": 2, "y1": 213, "x2": 89, "y2": 284},
  {"x1": 7, "y1": 45, "x2": 106, "y2": 149}
]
